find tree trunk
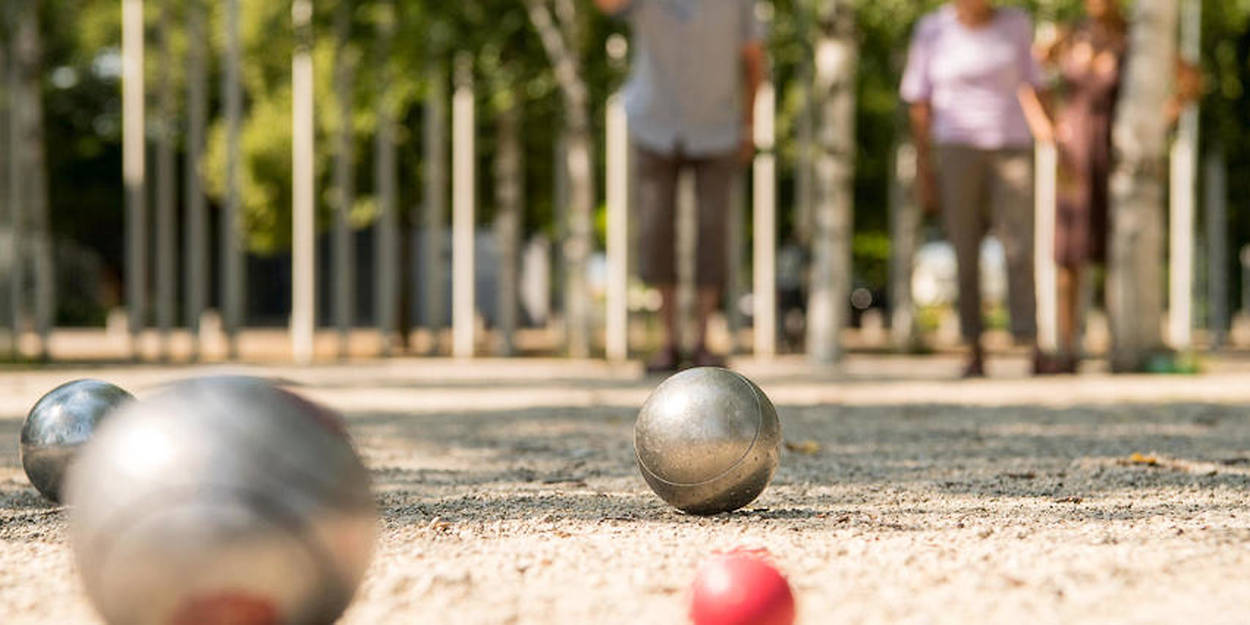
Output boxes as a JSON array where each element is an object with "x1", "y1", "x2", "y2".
[
  {"x1": 0, "y1": 26, "x2": 10, "y2": 355},
  {"x1": 185, "y1": 0, "x2": 208, "y2": 359},
  {"x1": 1108, "y1": 0, "x2": 1177, "y2": 372},
  {"x1": 494, "y1": 90, "x2": 523, "y2": 357},
  {"x1": 333, "y1": 0, "x2": 355, "y2": 358},
  {"x1": 807, "y1": 1, "x2": 857, "y2": 364},
  {"x1": 375, "y1": 0, "x2": 399, "y2": 356},
  {"x1": 223, "y1": 0, "x2": 243, "y2": 358},
  {"x1": 14, "y1": 0, "x2": 52, "y2": 359},
  {"x1": 1205, "y1": 147, "x2": 1228, "y2": 349},
  {"x1": 525, "y1": 0, "x2": 594, "y2": 359},
  {"x1": 155, "y1": 0, "x2": 176, "y2": 360}
]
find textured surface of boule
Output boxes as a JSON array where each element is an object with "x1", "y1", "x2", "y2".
[
  {"x1": 64, "y1": 376, "x2": 376, "y2": 625},
  {"x1": 20, "y1": 379, "x2": 133, "y2": 503},
  {"x1": 635, "y1": 368, "x2": 781, "y2": 514}
]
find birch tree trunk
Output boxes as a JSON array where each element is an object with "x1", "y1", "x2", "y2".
[
  {"x1": 1108, "y1": 0, "x2": 1177, "y2": 372},
  {"x1": 806, "y1": 0, "x2": 857, "y2": 364},
  {"x1": 15, "y1": 0, "x2": 52, "y2": 359},
  {"x1": 494, "y1": 90, "x2": 523, "y2": 357},
  {"x1": 333, "y1": 0, "x2": 355, "y2": 359},
  {"x1": 525, "y1": 0, "x2": 594, "y2": 359},
  {"x1": 185, "y1": 0, "x2": 208, "y2": 360}
]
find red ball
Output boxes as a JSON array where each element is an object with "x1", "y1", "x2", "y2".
[{"x1": 689, "y1": 551, "x2": 796, "y2": 625}]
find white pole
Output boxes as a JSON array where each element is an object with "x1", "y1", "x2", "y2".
[
  {"x1": 1169, "y1": 0, "x2": 1201, "y2": 350},
  {"x1": 291, "y1": 0, "x2": 316, "y2": 365},
  {"x1": 375, "y1": 0, "x2": 399, "y2": 357},
  {"x1": 889, "y1": 139, "x2": 918, "y2": 350},
  {"x1": 1035, "y1": 141, "x2": 1059, "y2": 353},
  {"x1": 726, "y1": 174, "x2": 746, "y2": 354},
  {"x1": 155, "y1": 3, "x2": 176, "y2": 360},
  {"x1": 605, "y1": 92, "x2": 629, "y2": 362},
  {"x1": 332, "y1": 1, "x2": 355, "y2": 359},
  {"x1": 185, "y1": 0, "x2": 207, "y2": 360},
  {"x1": 422, "y1": 62, "x2": 448, "y2": 352},
  {"x1": 752, "y1": 81, "x2": 777, "y2": 359},
  {"x1": 123, "y1": 0, "x2": 146, "y2": 359},
  {"x1": 452, "y1": 54, "x2": 476, "y2": 359},
  {"x1": 677, "y1": 170, "x2": 696, "y2": 353}
]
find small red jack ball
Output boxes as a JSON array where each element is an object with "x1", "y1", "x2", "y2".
[{"x1": 690, "y1": 551, "x2": 796, "y2": 625}]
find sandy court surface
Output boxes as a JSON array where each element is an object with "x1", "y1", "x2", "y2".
[{"x1": 1, "y1": 357, "x2": 1250, "y2": 624}]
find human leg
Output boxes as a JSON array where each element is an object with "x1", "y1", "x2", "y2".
[
  {"x1": 690, "y1": 150, "x2": 737, "y2": 364},
  {"x1": 635, "y1": 145, "x2": 682, "y2": 370},
  {"x1": 936, "y1": 145, "x2": 990, "y2": 376},
  {"x1": 990, "y1": 148, "x2": 1038, "y2": 344}
]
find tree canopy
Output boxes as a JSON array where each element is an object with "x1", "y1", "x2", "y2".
[{"x1": 16, "y1": 0, "x2": 1250, "y2": 324}]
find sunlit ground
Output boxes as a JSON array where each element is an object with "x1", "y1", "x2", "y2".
[{"x1": 1, "y1": 357, "x2": 1249, "y2": 624}]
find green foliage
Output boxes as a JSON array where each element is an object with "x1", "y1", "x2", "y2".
[{"x1": 26, "y1": 0, "x2": 1250, "y2": 304}]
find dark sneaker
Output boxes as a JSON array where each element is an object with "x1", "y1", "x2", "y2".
[
  {"x1": 691, "y1": 346, "x2": 726, "y2": 369},
  {"x1": 646, "y1": 345, "x2": 682, "y2": 375}
]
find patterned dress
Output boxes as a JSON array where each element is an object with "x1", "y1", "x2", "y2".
[{"x1": 1054, "y1": 20, "x2": 1125, "y2": 268}]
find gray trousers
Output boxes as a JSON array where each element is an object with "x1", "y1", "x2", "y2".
[
  {"x1": 634, "y1": 144, "x2": 738, "y2": 289},
  {"x1": 935, "y1": 144, "x2": 1037, "y2": 343}
]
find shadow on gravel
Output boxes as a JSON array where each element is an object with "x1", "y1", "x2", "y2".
[
  {"x1": 0, "y1": 420, "x2": 19, "y2": 467},
  {"x1": 349, "y1": 402, "x2": 1250, "y2": 509}
]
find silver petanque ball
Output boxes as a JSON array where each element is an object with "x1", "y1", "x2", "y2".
[
  {"x1": 21, "y1": 379, "x2": 133, "y2": 503},
  {"x1": 635, "y1": 367, "x2": 781, "y2": 515},
  {"x1": 65, "y1": 377, "x2": 377, "y2": 625}
]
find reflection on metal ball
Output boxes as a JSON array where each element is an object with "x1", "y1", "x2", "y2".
[
  {"x1": 635, "y1": 367, "x2": 781, "y2": 515},
  {"x1": 66, "y1": 377, "x2": 377, "y2": 625},
  {"x1": 21, "y1": 379, "x2": 133, "y2": 503}
]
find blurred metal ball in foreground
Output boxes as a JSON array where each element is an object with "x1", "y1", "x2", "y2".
[
  {"x1": 66, "y1": 377, "x2": 377, "y2": 625},
  {"x1": 635, "y1": 367, "x2": 781, "y2": 515},
  {"x1": 21, "y1": 379, "x2": 133, "y2": 503}
]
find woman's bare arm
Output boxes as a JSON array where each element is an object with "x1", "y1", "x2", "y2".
[{"x1": 1018, "y1": 85, "x2": 1055, "y2": 144}]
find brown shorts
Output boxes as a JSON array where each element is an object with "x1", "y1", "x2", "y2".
[{"x1": 634, "y1": 144, "x2": 739, "y2": 289}]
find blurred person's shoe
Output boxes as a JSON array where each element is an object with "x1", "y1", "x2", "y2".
[
  {"x1": 691, "y1": 346, "x2": 726, "y2": 369},
  {"x1": 646, "y1": 345, "x2": 682, "y2": 375},
  {"x1": 962, "y1": 346, "x2": 985, "y2": 379},
  {"x1": 1032, "y1": 350, "x2": 1071, "y2": 375}
]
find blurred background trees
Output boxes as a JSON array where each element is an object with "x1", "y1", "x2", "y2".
[{"x1": 4, "y1": 0, "x2": 1249, "y2": 341}]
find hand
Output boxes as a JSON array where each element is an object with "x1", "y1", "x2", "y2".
[
  {"x1": 917, "y1": 163, "x2": 939, "y2": 215},
  {"x1": 738, "y1": 130, "x2": 756, "y2": 166},
  {"x1": 1032, "y1": 118, "x2": 1056, "y2": 146}
]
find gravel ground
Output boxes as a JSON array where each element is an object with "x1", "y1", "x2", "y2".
[{"x1": 2, "y1": 359, "x2": 1250, "y2": 624}]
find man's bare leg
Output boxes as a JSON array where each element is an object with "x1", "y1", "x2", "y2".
[
  {"x1": 647, "y1": 285, "x2": 681, "y2": 372},
  {"x1": 692, "y1": 287, "x2": 725, "y2": 367}
]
